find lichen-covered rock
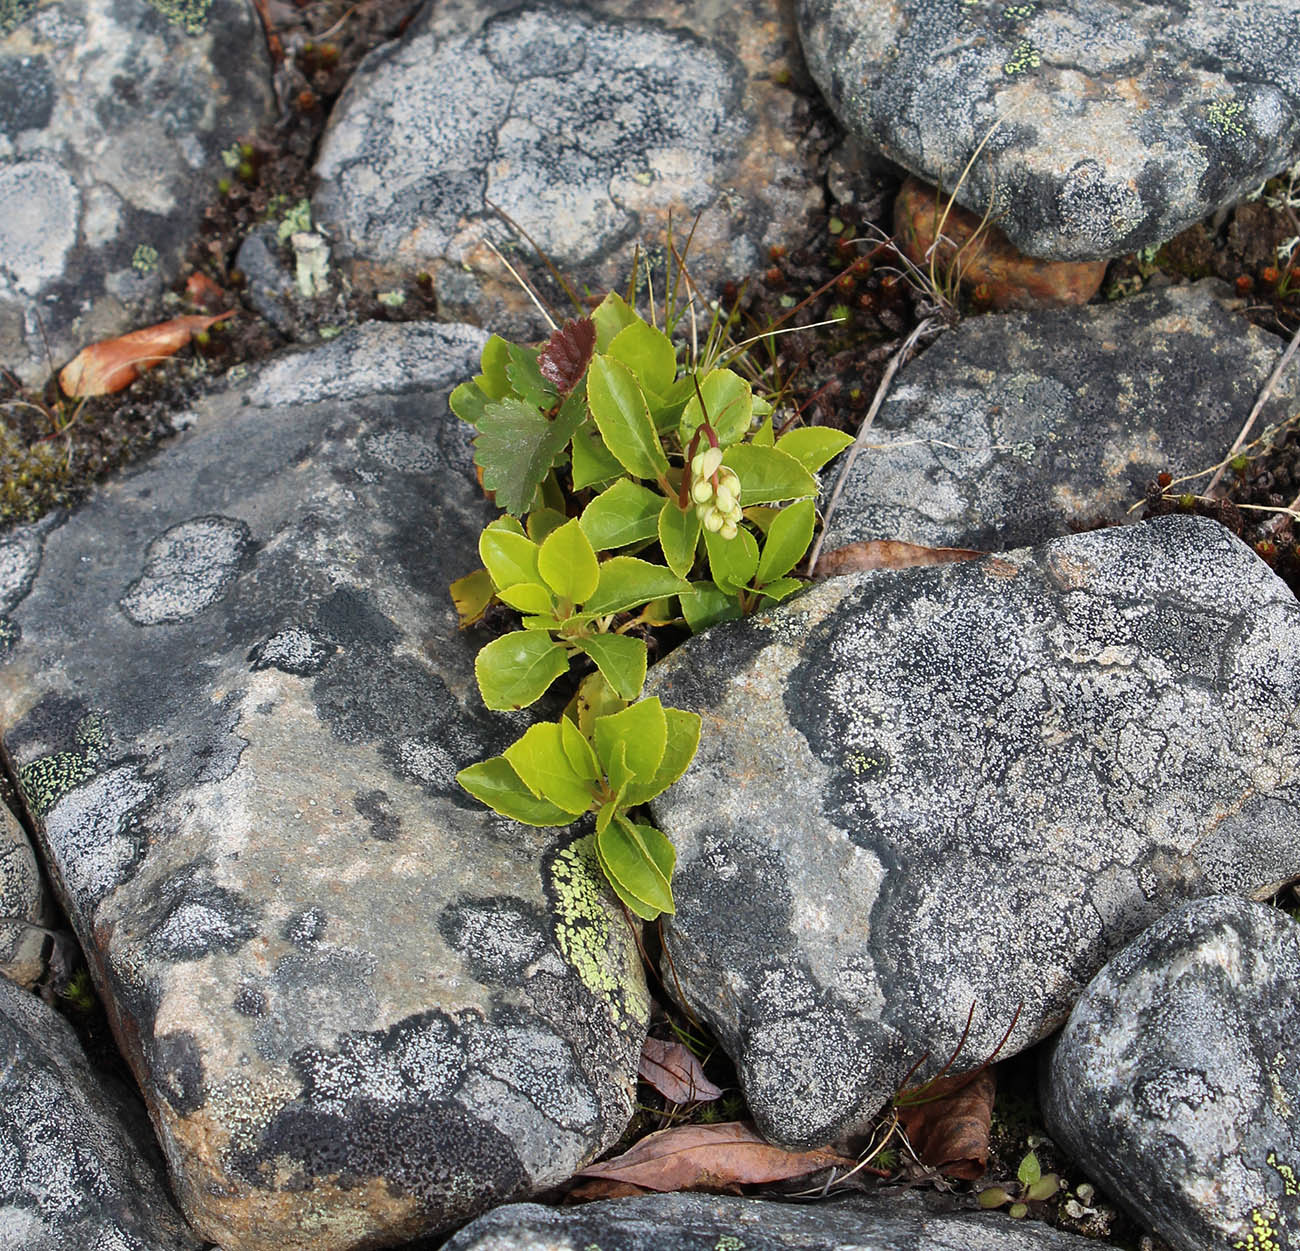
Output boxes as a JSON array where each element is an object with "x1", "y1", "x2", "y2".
[
  {"x1": 648, "y1": 516, "x2": 1300, "y2": 1148},
  {"x1": 441, "y1": 1189, "x2": 1122, "y2": 1250},
  {"x1": 312, "y1": 0, "x2": 831, "y2": 334},
  {"x1": 0, "y1": 321, "x2": 649, "y2": 1251},
  {"x1": 0, "y1": 973, "x2": 205, "y2": 1250},
  {"x1": 1043, "y1": 896, "x2": 1300, "y2": 1251},
  {"x1": 797, "y1": 0, "x2": 1300, "y2": 261},
  {"x1": 0, "y1": 797, "x2": 60, "y2": 989},
  {"x1": 821, "y1": 283, "x2": 1299, "y2": 554},
  {"x1": 0, "y1": 0, "x2": 274, "y2": 383}
]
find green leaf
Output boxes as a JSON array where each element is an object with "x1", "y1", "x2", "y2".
[
  {"x1": 457, "y1": 757, "x2": 573, "y2": 826},
  {"x1": 580, "y1": 479, "x2": 665, "y2": 551},
  {"x1": 722, "y1": 443, "x2": 818, "y2": 506},
  {"x1": 495, "y1": 581, "x2": 554, "y2": 615},
  {"x1": 679, "y1": 369, "x2": 753, "y2": 448},
  {"x1": 475, "y1": 632, "x2": 569, "y2": 710},
  {"x1": 480, "y1": 528, "x2": 540, "y2": 590},
  {"x1": 503, "y1": 722, "x2": 597, "y2": 816},
  {"x1": 587, "y1": 355, "x2": 669, "y2": 481},
  {"x1": 505, "y1": 341, "x2": 556, "y2": 412},
  {"x1": 560, "y1": 715, "x2": 601, "y2": 785},
  {"x1": 755, "y1": 498, "x2": 815, "y2": 586},
  {"x1": 538, "y1": 518, "x2": 600, "y2": 603},
  {"x1": 754, "y1": 576, "x2": 803, "y2": 603},
  {"x1": 575, "y1": 633, "x2": 647, "y2": 701},
  {"x1": 608, "y1": 320, "x2": 677, "y2": 400},
  {"x1": 449, "y1": 379, "x2": 489, "y2": 427},
  {"x1": 591, "y1": 291, "x2": 639, "y2": 352},
  {"x1": 658, "y1": 500, "x2": 702, "y2": 579},
  {"x1": 449, "y1": 567, "x2": 494, "y2": 628},
  {"x1": 624, "y1": 706, "x2": 701, "y2": 804},
  {"x1": 1017, "y1": 1153, "x2": 1041, "y2": 1187},
  {"x1": 597, "y1": 817, "x2": 675, "y2": 916},
  {"x1": 680, "y1": 580, "x2": 744, "y2": 633},
  {"x1": 593, "y1": 697, "x2": 667, "y2": 788},
  {"x1": 776, "y1": 427, "x2": 855, "y2": 472},
  {"x1": 571, "y1": 671, "x2": 627, "y2": 738},
  {"x1": 751, "y1": 414, "x2": 775, "y2": 447},
  {"x1": 571, "y1": 425, "x2": 626, "y2": 490},
  {"x1": 704, "y1": 524, "x2": 760, "y2": 595},
  {"x1": 476, "y1": 335, "x2": 512, "y2": 400},
  {"x1": 474, "y1": 385, "x2": 588, "y2": 516},
  {"x1": 526, "y1": 507, "x2": 569, "y2": 543},
  {"x1": 586, "y1": 557, "x2": 691, "y2": 617},
  {"x1": 487, "y1": 515, "x2": 526, "y2": 537},
  {"x1": 594, "y1": 830, "x2": 662, "y2": 920}
]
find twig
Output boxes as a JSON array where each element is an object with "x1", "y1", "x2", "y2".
[
  {"x1": 805, "y1": 317, "x2": 941, "y2": 574},
  {"x1": 1205, "y1": 318, "x2": 1300, "y2": 497},
  {"x1": 481, "y1": 238, "x2": 557, "y2": 332}
]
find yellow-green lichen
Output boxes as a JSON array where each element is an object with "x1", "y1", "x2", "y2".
[
  {"x1": 19, "y1": 714, "x2": 108, "y2": 817},
  {"x1": 716, "y1": 1237, "x2": 745, "y2": 1251},
  {"x1": 547, "y1": 835, "x2": 649, "y2": 1032},
  {"x1": 1003, "y1": 39, "x2": 1040, "y2": 74},
  {"x1": 1208, "y1": 99, "x2": 1248, "y2": 139},
  {"x1": 1268, "y1": 1151, "x2": 1299, "y2": 1198},
  {"x1": 145, "y1": 0, "x2": 211, "y2": 34},
  {"x1": 1003, "y1": 2, "x2": 1035, "y2": 17},
  {"x1": 131, "y1": 244, "x2": 159, "y2": 274},
  {"x1": 1234, "y1": 1153, "x2": 1300, "y2": 1251}
]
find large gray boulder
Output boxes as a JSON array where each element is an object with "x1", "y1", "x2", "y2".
[
  {"x1": 1044, "y1": 896, "x2": 1300, "y2": 1251},
  {"x1": 0, "y1": 974, "x2": 205, "y2": 1251},
  {"x1": 797, "y1": 0, "x2": 1300, "y2": 261},
  {"x1": 0, "y1": 0, "x2": 274, "y2": 383},
  {"x1": 648, "y1": 516, "x2": 1300, "y2": 1148},
  {"x1": 821, "y1": 282, "x2": 1300, "y2": 554},
  {"x1": 0, "y1": 322, "x2": 649, "y2": 1251},
  {"x1": 312, "y1": 0, "x2": 831, "y2": 334},
  {"x1": 442, "y1": 1190, "x2": 1124, "y2": 1250}
]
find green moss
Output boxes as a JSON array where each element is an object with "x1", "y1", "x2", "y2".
[
  {"x1": 0, "y1": 422, "x2": 74, "y2": 526},
  {"x1": 145, "y1": 0, "x2": 212, "y2": 34},
  {"x1": 0, "y1": 0, "x2": 36, "y2": 35},
  {"x1": 1003, "y1": 39, "x2": 1041, "y2": 75}
]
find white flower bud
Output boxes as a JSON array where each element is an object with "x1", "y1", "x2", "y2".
[
  {"x1": 695, "y1": 502, "x2": 712, "y2": 521},
  {"x1": 690, "y1": 450, "x2": 708, "y2": 476},
  {"x1": 702, "y1": 507, "x2": 725, "y2": 532},
  {"x1": 724, "y1": 501, "x2": 743, "y2": 524},
  {"x1": 691, "y1": 478, "x2": 714, "y2": 504},
  {"x1": 698, "y1": 446, "x2": 723, "y2": 479},
  {"x1": 714, "y1": 481, "x2": 737, "y2": 512},
  {"x1": 720, "y1": 519, "x2": 739, "y2": 540}
]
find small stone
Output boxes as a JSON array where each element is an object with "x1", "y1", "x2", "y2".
[{"x1": 0, "y1": 797, "x2": 60, "y2": 988}]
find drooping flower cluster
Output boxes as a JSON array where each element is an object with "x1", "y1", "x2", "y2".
[{"x1": 689, "y1": 446, "x2": 742, "y2": 540}]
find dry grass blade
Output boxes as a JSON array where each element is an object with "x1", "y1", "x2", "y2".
[
  {"x1": 638, "y1": 1036, "x2": 723, "y2": 1105},
  {"x1": 574, "y1": 1122, "x2": 856, "y2": 1193},
  {"x1": 815, "y1": 540, "x2": 984, "y2": 577},
  {"x1": 896, "y1": 1068, "x2": 995, "y2": 1181},
  {"x1": 59, "y1": 312, "x2": 233, "y2": 397}
]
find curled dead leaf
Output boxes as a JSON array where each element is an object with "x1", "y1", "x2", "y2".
[
  {"x1": 59, "y1": 311, "x2": 234, "y2": 398},
  {"x1": 575, "y1": 1121, "x2": 856, "y2": 1193},
  {"x1": 637, "y1": 1036, "x2": 724, "y2": 1105},
  {"x1": 896, "y1": 1069, "x2": 996, "y2": 1181},
  {"x1": 816, "y1": 539, "x2": 984, "y2": 577}
]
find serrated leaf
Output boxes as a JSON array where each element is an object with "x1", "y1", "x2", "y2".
[
  {"x1": 571, "y1": 425, "x2": 626, "y2": 490},
  {"x1": 526, "y1": 507, "x2": 568, "y2": 543},
  {"x1": 755, "y1": 498, "x2": 815, "y2": 586},
  {"x1": 658, "y1": 500, "x2": 702, "y2": 579},
  {"x1": 608, "y1": 320, "x2": 677, "y2": 400},
  {"x1": 680, "y1": 581, "x2": 743, "y2": 633},
  {"x1": 495, "y1": 581, "x2": 554, "y2": 615},
  {"x1": 475, "y1": 631, "x2": 569, "y2": 710},
  {"x1": 722, "y1": 443, "x2": 817, "y2": 506},
  {"x1": 597, "y1": 817, "x2": 675, "y2": 915},
  {"x1": 504, "y1": 722, "x2": 597, "y2": 816},
  {"x1": 505, "y1": 341, "x2": 556, "y2": 412},
  {"x1": 776, "y1": 426, "x2": 855, "y2": 472},
  {"x1": 594, "y1": 829, "x2": 662, "y2": 920},
  {"x1": 704, "y1": 524, "x2": 760, "y2": 596},
  {"x1": 538, "y1": 317, "x2": 597, "y2": 394},
  {"x1": 575, "y1": 633, "x2": 647, "y2": 701},
  {"x1": 476, "y1": 335, "x2": 512, "y2": 400},
  {"x1": 449, "y1": 567, "x2": 494, "y2": 628},
  {"x1": 679, "y1": 369, "x2": 753, "y2": 448},
  {"x1": 586, "y1": 557, "x2": 691, "y2": 617},
  {"x1": 560, "y1": 715, "x2": 601, "y2": 784},
  {"x1": 592, "y1": 291, "x2": 639, "y2": 352},
  {"x1": 487, "y1": 515, "x2": 527, "y2": 536},
  {"x1": 457, "y1": 756, "x2": 573, "y2": 826},
  {"x1": 449, "y1": 379, "x2": 489, "y2": 427},
  {"x1": 581, "y1": 479, "x2": 665, "y2": 551},
  {"x1": 754, "y1": 576, "x2": 803, "y2": 602},
  {"x1": 751, "y1": 414, "x2": 775, "y2": 447},
  {"x1": 587, "y1": 355, "x2": 669, "y2": 481},
  {"x1": 475, "y1": 385, "x2": 588, "y2": 517},
  {"x1": 624, "y1": 706, "x2": 701, "y2": 805},
  {"x1": 538, "y1": 518, "x2": 600, "y2": 604},
  {"x1": 593, "y1": 698, "x2": 667, "y2": 788},
  {"x1": 480, "y1": 528, "x2": 540, "y2": 590}
]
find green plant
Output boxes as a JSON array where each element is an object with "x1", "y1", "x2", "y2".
[
  {"x1": 448, "y1": 288, "x2": 851, "y2": 918},
  {"x1": 978, "y1": 1150, "x2": 1061, "y2": 1218}
]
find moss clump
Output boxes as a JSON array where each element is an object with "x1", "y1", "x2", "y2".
[
  {"x1": 0, "y1": 422, "x2": 74, "y2": 525},
  {"x1": 145, "y1": 0, "x2": 212, "y2": 34},
  {"x1": 0, "y1": 0, "x2": 36, "y2": 36}
]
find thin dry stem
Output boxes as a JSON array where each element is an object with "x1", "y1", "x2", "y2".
[{"x1": 482, "y1": 238, "x2": 557, "y2": 332}]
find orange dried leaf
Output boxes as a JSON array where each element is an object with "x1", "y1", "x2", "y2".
[
  {"x1": 59, "y1": 312, "x2": 234, "y2": 397},
  {"x1": 817, "y1": 539, "x2": 984, "y2": 576},
  {"x1": 564, "y1": 1178, "x2": 652, "y2": 1204},
  {"x1": 638, "y1": 1036, "x2": 724, "y2": 1105},
  {"x1": 897, "y1": 1069, "x2": 995, "y2": 1181},
  {"x1": 575, "y1": 1121, "x2": 856, "y2": 1192},
  {"x1": 185, "y1": 272, "x2": 227, "y2": 311}
]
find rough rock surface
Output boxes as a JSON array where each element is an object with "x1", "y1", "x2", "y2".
[
  {"x1": 1044, "y1": 896, "x2": 1300, "y2": 1251},
  {"x1": 0, "y1": 973, "x2": 205, "y2": 1250},
  {"x1": 0, "y1": 797, "x2": 59, "y2": 989},
  {"x1": 0, "y1": 322, "x2": 649, "y2": 1251},
  {"x1": 0, "y1": 0, "x2": 274, "y2": 382},
  {"x1": 797, "y1": 0, "x2": 1300, "y2": 261},
  {"x1": 648, "y1": 516, "x2": 1300, "y2": 1148},
  {"x1": 821, "y1": 282, "x2": 1299, "y2": 554},
  {"x1": 312, "y1": 0, "x2": 831, "y2": 334},
  {"x1": 442, "y1": 1190, "x2": 1123, "y2": 1250}
]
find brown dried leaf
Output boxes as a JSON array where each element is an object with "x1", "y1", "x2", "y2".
[
  {"x1": 59, "y1": 312, "x2": 234, "y2": 397},
  {"x1": 185, "y1": 272, "x2": 228, "y2": 312},
  {"x1": 575, "y1": 1121, "x2": 856, "y2": 1192},
  {"x1": 537, "y1": 317, "x2": 596, "y2": 395},
  {"x1": 897, "y1": 1069, "x2": 995, "y2": 1181},
  {"x1": 817, "y1": 539, "x2": 984, "y2": 576},
  {"x1": 563, "y1": 1178, "x2": 653, "y2": 1204},
  {"x1": 638, "y1": 1036, "x2": 724, "y2": 1105}
]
